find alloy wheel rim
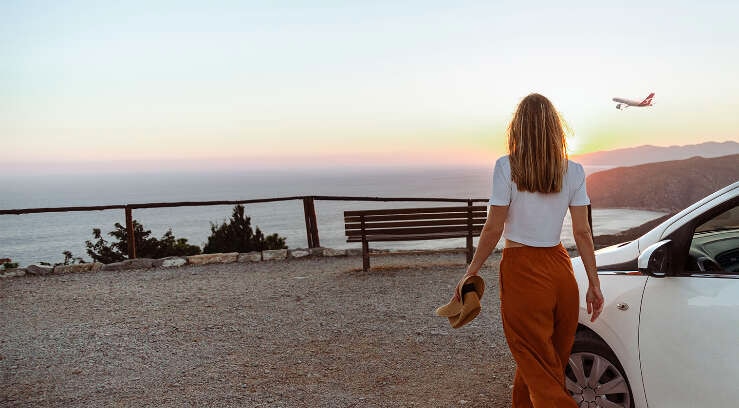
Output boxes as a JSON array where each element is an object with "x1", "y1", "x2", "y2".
[{"x1": 566, "y1": 352, "x2": 631, "y2": 408}]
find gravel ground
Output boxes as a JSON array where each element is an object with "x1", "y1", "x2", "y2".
[{"x1": 1, "y1": 251, "x2": 516, "y2": 407}]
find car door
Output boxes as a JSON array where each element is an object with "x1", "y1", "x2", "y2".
[{"x1": 638, "y1": 198, "x2": 739, "y2": 407}]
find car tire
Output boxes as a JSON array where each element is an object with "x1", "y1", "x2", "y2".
[{"x1": 566, "y1": 329, "x2": 635, "y2": 408}]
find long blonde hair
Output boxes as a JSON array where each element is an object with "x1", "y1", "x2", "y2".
[{"x1": 507, "y1": 93, "x2": 568, "y2": 193}]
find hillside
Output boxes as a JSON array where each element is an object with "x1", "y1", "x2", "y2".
[
  {"x1": 592, "y1": 213, "x2": 674, "y2": 249},
  {"x1": 572, "y1": 141, "x2": 739, "y2": 166},
  {"x1": 587, "y1": 154, "x2": 739, "y2": 211}
]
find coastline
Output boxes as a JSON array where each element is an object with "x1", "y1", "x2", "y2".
[{"x1": 0, "y1": 213, "x2": 664, "y2": 278}]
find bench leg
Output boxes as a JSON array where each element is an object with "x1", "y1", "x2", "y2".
[
  {"x1": 362, "y1": 239, "x2": 370, "y2": 272},
  {"x1": 466, "y1": 235, "x2": 474, "y2": 264}
]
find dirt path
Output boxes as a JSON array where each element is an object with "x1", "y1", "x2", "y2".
[{"x1": 1, "y1": 252, "x2": 515, "y2": 407}]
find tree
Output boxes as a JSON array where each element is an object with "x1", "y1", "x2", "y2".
[
  {"x1": 203, "y1": 205, "x2": 286, "y2": 253},
  {"x1": 85, "y1": 221, "x2": 201, "y2": 264}
]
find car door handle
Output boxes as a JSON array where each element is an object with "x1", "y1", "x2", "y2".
[{"x1": 616, "y1": 303, "x2": 629, "y2": 311}]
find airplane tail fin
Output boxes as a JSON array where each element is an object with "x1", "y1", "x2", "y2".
[{"x1": 641, "y1": 92, "x2": 655, "y2": 105}]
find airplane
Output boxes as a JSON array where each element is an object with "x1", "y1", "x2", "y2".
[{"x1": 613, "y1": 92, "x2": 654, "y2": 110}]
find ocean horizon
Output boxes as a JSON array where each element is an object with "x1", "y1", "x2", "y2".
[{"x1": 0, "y1": 165, "x2": 664, "y2": 267}]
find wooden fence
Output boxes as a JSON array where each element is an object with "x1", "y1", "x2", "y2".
[{"x1": 0, "y1": 196, "x2": 492, "y2": 259}]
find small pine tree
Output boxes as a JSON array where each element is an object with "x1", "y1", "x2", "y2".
[
  {"x1": 86, "y1": 227, "x2": 127, "y2": 264},
  {"x1": 203, "y1": 205, "x2": 287, "y2": 253},
  {"x1": 85, "y1": 221, "x2": 201, "y2": 263},
  {"x1": 154, "y1": 229, "x2": 201, "y2": 258}
]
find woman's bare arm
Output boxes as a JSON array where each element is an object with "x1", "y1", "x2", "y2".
[
  {"x1": 466, "y1": 205, "x2": 508, "y2": 276},
  {"x1": 570, "y1": 205, "x2": 604, "y2": 322}
]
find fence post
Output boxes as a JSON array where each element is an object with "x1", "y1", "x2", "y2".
[
  {"x1": 361, "y1": 214, "x2": 370, "y2": 272},
  {"x1": 302, "y1": 197, "x2": 320, "y2": 248},
  {"x1": 466, "y1": 199, "x2": 474, "y2": 264},
  {"x1": 125, "y1": 206, "x2": 137, "y2": 259},
  {"x1": 587, "y1": 204, "x2": 593, "y2": 236}
]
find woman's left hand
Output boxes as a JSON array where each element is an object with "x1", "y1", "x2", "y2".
[{"x1": 452, "y1": 269, "x2": 478, "y2": 301}]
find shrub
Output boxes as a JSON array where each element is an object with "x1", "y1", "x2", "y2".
[
  {"x1": 59, "y1": 251, "x2": 86, "y2": 266},
  {"x1": 203, "y1": 204, "x2": 287, "y2": 254},
  {"x1": 85, "y1": 221, "x2": 201, "y2": 264}
]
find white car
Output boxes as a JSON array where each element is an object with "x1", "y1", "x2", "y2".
[{"x1": 568, "y1": 181, "x2": 739, "y2": 408}]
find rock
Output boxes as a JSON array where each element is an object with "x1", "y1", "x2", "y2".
[
  {"x1": 0, "y1": 269, "x2": 24, "y2": 278},
  {"x1": 155, "y1": 257, "x2": 187, "y2": 268},
  {"x1": 100, "y1": 258, "x2": 155, "y2": 272},
  {"x1": 127, "y1": 258, "x2": 155, "y2": 270},
  {"x1": 262, "y1": 249, "x2": 288, "y2": 261},
  {"x1": 238, "y1": 252, "x2": 262, "y2": 262},
  {"x1": 26, "y1": 265, "x2": 53, "y2": 276},
  {"x1": 322, "y1": 248, "x2": 346, "y2": 257},
  {"x1": 91, "y1": 263, "x2": 104, "y2": 272},
  {"x1": 289, "y1": 249, "x2": 310, "y2": 259},
  {"x1": 346, "y1": 248, "x2": 363, "y2": 256},
  {"x1": 100, "y1": 261, "x2": 127, "y2": 272},
  {"x1": 53, "y1": 263, "x2": 95, "y2": 274},
  {"x1": 309, "y1": 248, "x2": 326, "y2": 257},
  {"x1": 187, "y1": 253, "x2": 239, "y2": 265}
]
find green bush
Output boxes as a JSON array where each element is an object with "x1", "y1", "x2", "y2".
[
  {"x1": 85, "y1": 221, "x2": 201, "y2": 264},
  {"x1": 203, "y1": 204, "x2": 287, "y2": 254},
  {"x1": 3, "y1": 262, "x2": 19, "y2": 269}
]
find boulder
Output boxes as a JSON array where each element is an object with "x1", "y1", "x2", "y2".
[
  {"x1": 0, "y1": 269, "x2": 25, "y2": 278},
  {"x1": 53, "y1": 263, "x2": 95, "y2": 274},
  {"x1": 289, "y1": 249, "x2": 310, "y2": 259},
  {"x1": 238, "y1": 252, "x2": 262, "y2": 262},
  {"x1": 26, "y1": 265, "x2": 53, "y2": 276},
  {"x1": 154, "y1": 257, "x2": 187, "y2": 268},
  {"x1": 262, "y1": 249, "x2": 288, "y2": 261},
  {"x1": 346, "y1": 248, "x2": 363, "y2": 256},
  {"x1": 101, "y1": 258, "x2": 155, "y2": 272},
  {"x1": 187, "y1": 253, "x2": 239, "y2": 265},
  {"x1": 322, "y1": 248, "x2": 346, "y2": 257}
]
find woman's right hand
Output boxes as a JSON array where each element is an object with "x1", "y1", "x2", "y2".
[{"x1": 586, "y1": 283, "x2": 604, "y2": 322}]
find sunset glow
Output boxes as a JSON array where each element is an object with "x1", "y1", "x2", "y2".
[{"x1": 3, "y1": 1, "x2": 738, "y2": 173}]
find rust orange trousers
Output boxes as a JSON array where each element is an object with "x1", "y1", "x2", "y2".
[{"x1": 500, "y1": 244, "x2": 579, "y2": 408}]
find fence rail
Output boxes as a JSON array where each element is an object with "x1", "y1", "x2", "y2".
[{"x1": 1, "y1": 196, "x2": 490, "y2": 259}]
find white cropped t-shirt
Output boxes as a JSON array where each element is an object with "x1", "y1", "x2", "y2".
[{"x1": 488, "y1": 155, "x2": 590, "y2": 247}]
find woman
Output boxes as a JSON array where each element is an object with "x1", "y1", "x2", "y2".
[{"x1": 456, "y1": 93, "x2": 604, "y2": 407}]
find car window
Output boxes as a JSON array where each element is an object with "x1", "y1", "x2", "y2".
[{"x1": 687, "y1": 205, "x2": 739, "y2": 274}]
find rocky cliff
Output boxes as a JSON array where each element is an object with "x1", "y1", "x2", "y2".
[{"x1": 587, "y1": 154, "x2": 739, "y2": 211}]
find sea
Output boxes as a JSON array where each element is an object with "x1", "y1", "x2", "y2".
[{"x1": 0, "y1": 165, "x2": 666, "y2": 267}]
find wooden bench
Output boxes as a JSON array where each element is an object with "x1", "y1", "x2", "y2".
[{"x1": 344, "y1": 205, "x2": 488, "y2": 271}]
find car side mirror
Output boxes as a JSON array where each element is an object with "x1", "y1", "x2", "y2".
[{"x1": 638, "y1": 239, "x2": 672, "y2": 277}]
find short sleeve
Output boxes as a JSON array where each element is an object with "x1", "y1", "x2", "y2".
[
  {"x1": 569, "y1": 163, "x2": 590, "y2": 206},
  {"x1": 489, "y1": 157, "x2": 511, "y2": 206}
]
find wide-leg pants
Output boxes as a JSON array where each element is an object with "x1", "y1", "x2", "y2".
[{"x1": 499, "y1": 243, "x2": 579, "y2": 408}]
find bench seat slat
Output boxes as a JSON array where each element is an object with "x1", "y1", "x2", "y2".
[
  {"x1": 345, "y1": 218, "x2": 486, "y2": 230},
  {"x1": 347, "y1": 232, "x2": 476, "y2": 242},
  {"x1": 344, "y1": 205, "x2": 487, "y2": 217},
  {"x1": 346, "y1": 225, "x2": 483, "y2": 237},
  {"x1": 345, "y1": 211, "x2": 487, "y2": 223}
]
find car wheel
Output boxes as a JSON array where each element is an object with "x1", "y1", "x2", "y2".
[{"x1": 566, "y1": 330, "x2": 634, "y2": 408}]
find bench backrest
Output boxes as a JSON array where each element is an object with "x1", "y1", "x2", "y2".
[{"x1": 344, "y1": 205, "x2": 488, "y2": 241}]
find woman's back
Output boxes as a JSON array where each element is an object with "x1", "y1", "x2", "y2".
[{"x1": 490, "y1": 155, "x2": 590, "y2": 247}]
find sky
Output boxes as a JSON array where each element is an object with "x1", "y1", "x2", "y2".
[{"x1": 2, "y1": 0, "x2": 738, "y2": 173}]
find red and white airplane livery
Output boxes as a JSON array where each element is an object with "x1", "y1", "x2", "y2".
[{"x1": 612, "y1": 92, "x2": 654, "y2": 110}]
